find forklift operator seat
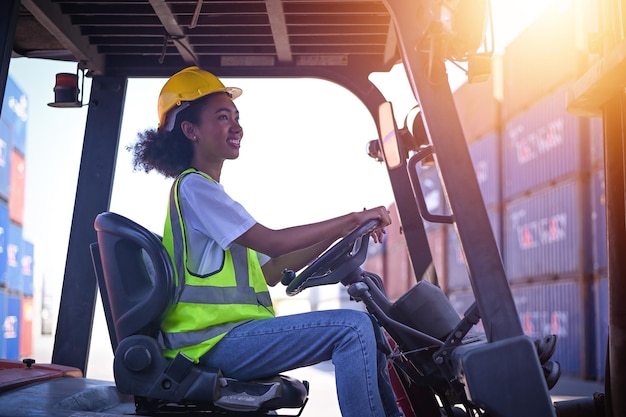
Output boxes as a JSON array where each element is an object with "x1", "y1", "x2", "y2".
[{"x1": 91, "y1": 211, "x2": 308, "y2": 414}]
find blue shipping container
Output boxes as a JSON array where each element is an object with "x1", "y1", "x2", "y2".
[
  {"x1": 0, "y1": 290, "x2": 5, "y2": 357},
  {"x1": 469, "y1": 131, "x2": 500, "y2": 207},
  {"x1": 6, "y1": 222, "x2": 22, "y2": 293},
  {"x1": 21, "y1": 240, "x2": 33, "y2": 297},
  {"x1": 5, "y1": 293, "x2": 21, "y2": 360},
  {"x1": 0, "y1": 203, "x2": 7, "y2": 287},
  {"x1": 0, "y1": 120, "x2": 10, "y2": 200},
  {"x1": 592, "y1": 275, "x2": 608, "y2": 380},
  {"x1": 447, "y1": 289, "x2": 477, "y2": 318},
  {"x1": 502, "y1": 85, "x2": 587, "y2": 200},
  {"x1": 0, "y1": 77, "x2": 28, "y2": 156},
  {"x1": 451, "y1": 280, "x2": 591, "y2": 378},
  {"x1": 503, "y1": 177, "x2": 592, "y2": 282},
  {"x1": 591, "y1": 168, "x2": 607, "y2": 273},
  {"x1": 446, "y1": 207, "x2": 502, "y2": 290},
  {"x1": 511, "y1": 280, "x2": 589, "y2": 377}
]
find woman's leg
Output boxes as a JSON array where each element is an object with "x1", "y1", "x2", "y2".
[{"x1": 199, "y1": 309, "x2": 402, "y2": 417}]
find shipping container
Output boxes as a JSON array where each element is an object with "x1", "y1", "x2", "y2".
[
  {"x1": 382, "y1": 203, "x2": 414, "y2": 300},
  {"x1": 0, "y1": 203, "x2": 7, "y2": 288},
  {"x1": 0, "y1": 77, "x2": 28, "y2": 156},
  {"x1": 0, "y1": 120, "x2": 10, "y2": 201},
  {"x1": 21, "y1": 240, "x2": 34, "y2": 297},
  {"x1": 591, "y1": 168, "x2": 607, "y2": 274},
  {"x1": 469, "y1": 131, "x2": 500, "y2": 207},
  {"x1": 502, "y1": 84, "x2": 588, "y2": 200},
  {"x1": 447, "y1": 289, "x2": 479, "y2": 323},
  {"x1": 446, "y1": 207, "x2": 502, "y2": 291},
  {"x1": 502, "y1": 1, "x2": 588, "y2": 120},
  {"x1": 5, "y1": 293, "x2": 21, "y2": 360},
  {"x1": 503, "y1": 177, "x2": 592, "y2": 282},
  {"x1": 0, "y1": 290, "x2": 5, "y2": 357},
  {"x1": 453, "y1": 63, "x2": 501, "y2": 143},
  {"x1": 19, "y1": 296, "x2": 33, "y2": 359},
  {"x1": 8, "y1": 150, "x2": 25, "y2": 225},
  {"x1": 592, "y1": 275, "x2": 608, "y2": 380},
  {"x1": 426, "y1": 226, "x2": 446, "y2": 290},
  {"x1": 6, "y1": 222, "x2": 22, "y2": 294},
  {"x1": 451, "y1": 280, "x2": 595, "y2": 378},
  {"x1": 511, "y1": 280, "x2": 592, "y2": 377}
]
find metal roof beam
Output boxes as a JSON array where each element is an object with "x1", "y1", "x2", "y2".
[
  {"x1": 149, "y1": 0, "x2": 199, "y2": 65},
  {"x1": 21, "y1": 0, "x2": 106, "y2": 74},
  {"x1": 265, "y1": 0, "x2": 292, "y2": 62}
]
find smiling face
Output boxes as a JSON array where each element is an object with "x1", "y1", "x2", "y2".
[{"x1": 181, "y1": 92, "x2": 243, "y2": 180}]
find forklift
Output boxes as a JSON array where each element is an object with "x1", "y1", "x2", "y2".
[{"x1": 0, "y1": 0, "x2": 622, "y2": 416}]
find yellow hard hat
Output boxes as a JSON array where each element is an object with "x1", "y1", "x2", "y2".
[{"x1": 158, "y1": 66, "x2": 242, "y2": 131}]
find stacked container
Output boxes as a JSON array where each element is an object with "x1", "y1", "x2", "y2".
[
  {"x1": 0, "y1": 75, "x2": 33, "y2": 360},
  {"x1": 365, "y1": 0, "x2": 609, "y2": 381}
]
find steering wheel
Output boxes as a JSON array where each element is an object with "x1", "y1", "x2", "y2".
[{"x1": 285, "y1": 219, "x2": 381, "y2": 296}]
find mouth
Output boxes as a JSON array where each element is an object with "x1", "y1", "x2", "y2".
[{"x1": 227, "y1": 137, "x2": 241, "y2": 148}]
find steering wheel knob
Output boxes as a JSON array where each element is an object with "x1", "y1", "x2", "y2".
[{"x1": 280, "y1": 269, "x2": 296, "y2": 286}]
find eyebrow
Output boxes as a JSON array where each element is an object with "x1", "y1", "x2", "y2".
[{"x1": 215, "y1": 107, "x2": 239, "y2": 114}]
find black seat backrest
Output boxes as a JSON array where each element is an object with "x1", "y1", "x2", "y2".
[{"x1": 93, "y1": 212, "x2": 174, "y2": 348}]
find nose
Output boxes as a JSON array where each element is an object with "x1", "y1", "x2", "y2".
[{"x1": 231, "y1": 119, "x2": 243, "y2": 133}]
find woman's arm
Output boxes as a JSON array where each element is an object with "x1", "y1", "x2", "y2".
[
  {"x1": 234, "y1": 206, "x2": 391, "y2": 285},
  {"x1": 260, "y1": 236, "x2": 339, "y2": 286}
]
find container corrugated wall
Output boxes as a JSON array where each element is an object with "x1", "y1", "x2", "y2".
[
  {"x1": 0, "y1": 202, "x2": 7, "y2": 288},
  {"x1": 502, "y1": 85, "x2": 587, "y2": 200},
  {"x1": 0, "y1": 120, "x2": 11, "y2": 201},
  {"x1": 8, "y1": 150, "x2": 25, "y2": 226},
  {"x1": 591, "y1": 169, "x2": 607, "y2": 274},
  {"x1": 502, "y1": 1, "x2": 587, "y2": 121},
  {"x1": 0, "y1": 291, "x2": 5, "y2": 357},
  {"x1": 381, "y1": 203, "x2": 414, "y2": 301},
  {"x1": 1, "y1": 77, "x2": 27, "y2": 157},
  {"x1": 21, "y1": 240, "x2": 34, "y2": 297},
  {"x1": 511, "y1": 280, "x2": 589, "y2": 376},
  {"x1": 0, "y1": 75, "x2": 34, "y2": 362},
  {"x1": 503, "y1": 177, "x2": 592, "y2": 282},
  {"x1": 446, "y1": 207, "x2": 502, "y2": 291},
  {"x1": 426, "y1": 226, "x2": 446, "y2": 290},
  {"x1": 469, "y1": 131, "x2": 500, "y2": 207},
  {"x1": 450, "y1": 280, "x2": 591, "y2": 377},
  {"x1": 5, "y1": 293, "x2": 21, "y2": 360},
  {"x1": 6, "y1": 222, "x2": 22, "y2": 294}
]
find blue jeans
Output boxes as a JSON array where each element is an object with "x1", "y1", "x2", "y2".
[{"x1": 199, "y1": 309, "x2": 402, "y2": 417}]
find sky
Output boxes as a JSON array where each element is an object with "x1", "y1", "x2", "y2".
[{"x1": 5, "y1": 0, "x2": 556, "y2": 341}]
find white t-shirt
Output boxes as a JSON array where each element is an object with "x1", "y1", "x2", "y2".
[{"x1": 178, "y1": 173, "x2": 269, "y2": 275}]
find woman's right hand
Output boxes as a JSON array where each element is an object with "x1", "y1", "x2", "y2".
[{"x1": 358, "y1": 206, "x2": 391, "y2": 244}]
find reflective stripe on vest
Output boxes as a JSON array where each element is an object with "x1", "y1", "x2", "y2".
[{"x1": 161, "y1": 168, "x2": 274, "y2": 360}]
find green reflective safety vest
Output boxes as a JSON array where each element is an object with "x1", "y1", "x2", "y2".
[{"x1": 161, "y1": 168, "x2": 275, "y2": 361}]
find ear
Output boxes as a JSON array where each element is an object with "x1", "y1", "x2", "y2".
[{"x1": 180, "y1": 120, "x2": 197, "y2": 141}]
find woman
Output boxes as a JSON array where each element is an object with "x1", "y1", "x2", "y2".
[{"x1": 130, "y1": 66, "x2": 401, "y2": 417}]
